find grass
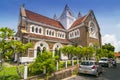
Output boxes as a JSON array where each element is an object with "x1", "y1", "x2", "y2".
[{"x1": 0, "y1": 63, "x2": 24, "y2": 80}]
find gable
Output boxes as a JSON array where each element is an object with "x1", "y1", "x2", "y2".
[
  {"x1": 70, "y1": 16, "x2": 86, "y2": 29},
  {"x1": 84, "y1": 10, "x2": 100, "y2": 31}
]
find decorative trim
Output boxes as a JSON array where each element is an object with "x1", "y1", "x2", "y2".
[
  {"x1": 88, "y1": 20, "x2": 98, "y2": 39},
  {"x1": 23, "y1": 36, "x2": 70, "y2": 44},
  {"x1": 68, "y1": 22, "x2": 84, "y2": 31},
  {"x1": 69, "y1": 29, "x2": 80, "y2": 39},
  {"x1": 30, "y1": 24, "x2": 43, "y2": 35}
]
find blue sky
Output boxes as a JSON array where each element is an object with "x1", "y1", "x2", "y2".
[{"x1": 0, "y1": 0, "x2": 120, "y2": 51}]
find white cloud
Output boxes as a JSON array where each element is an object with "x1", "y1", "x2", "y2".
[{"x1": 102, "y1": 34, "x2": 120, "y2": 52}]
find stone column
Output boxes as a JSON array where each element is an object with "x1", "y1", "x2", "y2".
[{"x1": 24, "y1": 63, "x2": 28, "y2": 79}]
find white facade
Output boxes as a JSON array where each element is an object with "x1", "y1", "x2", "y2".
[{"x1": 59, "y1": 5, "x2": 76, "y2": 29}]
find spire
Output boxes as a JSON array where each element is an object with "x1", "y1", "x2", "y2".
[
  {"x1": 20, "y1": 4, "x2": 26, "y2": 17},
  {"x1": 59, "y1": 4, "x2": 76, "y2": 29},
  {"x1": 65, "y1": 4, "x2": 69, "y2": 11},
  {"x1": 62, "y1": 4, "x2": 74, "y2": 17},
  {"x1": 78, "y1": 12, "x2": 82, "y2": 18},
  {"x1": 53, "y1": 14, "x2": 57, "y2": 20}
]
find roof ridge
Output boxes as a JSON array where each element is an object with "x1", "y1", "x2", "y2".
[
  {"x1": 25, "y1": 9, "x2": 65, "y2": 29},
  {"x1": 25, "y1": 9, "x2": 60, "y2": 23},
  {"x1": 69, "y1": 15, "x2": 86, "y2": 29}
]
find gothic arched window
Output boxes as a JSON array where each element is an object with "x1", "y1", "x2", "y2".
[
  {"x1": 88, "y1": 21, "x2": 98, "y2": 38},
  {"x1": 32, "y1": 26, "x2": 34, "y2": 32},
  {"x1": 43, "y1": 47, "x2": 46, "y2": 53},
  {"x1": 36, "y1": 28, "x2": 38, "y2": 33},
  {"x1": 39, "y1": 28, "x2": 41, "y2": 33},
  {"x1": 37, "y1": 47, "x2": 41, "y2": 55}
]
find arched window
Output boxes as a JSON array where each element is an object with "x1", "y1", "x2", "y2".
[
  {"x1": 52, "y1": 31, "x2": 54, "y2": 36},
  {"x1": 62, "y1": 34, "x2": 64, "y2": 38},
  {"x1": 75, "y1": 31, "x2": 77, "y2": 36},
  {"x1": 37, "y1": 47, "x2": 41, "y2": 55},
  {"x1": 47, "y1": 30, "x2": 49, "y2": 35},
  {"x1": 36, "y1": 28, "x2": 38, "y2": 33},
  {"x1": 43, "y1": 47, "x2": 46, "y2": 53},
  {"x1": 77, "y1": 30, "x2": 79, "y2": 35},
  {"x1": 49, "y1": 30, "x2": 51, "y2": 35},
  {"x1": 54, "y1": 45, "x2": 61, "y2": 57},
  {"x1": 39, "y1": 28, "x2": 41, "y2": 33},
  {"x1": 88, "y1": 21, "x2": 98, "y2": 38},
  {"x1": 35, "y1": 41, "x2": 49, "y2": 57},
  {"x1": 32, "y1": 26, "x2": 34, "y2": 32}
]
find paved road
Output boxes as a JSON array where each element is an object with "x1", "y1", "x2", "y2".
[{"x1": 67, "y1": 63, "x2": 120, "y2": 80}]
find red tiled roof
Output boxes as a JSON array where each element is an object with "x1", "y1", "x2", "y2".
[
  {"x1": 114, "y1": 52, "x2": 120, "y2": 57},
  {"x1": 25, "y1": 10, "x2": 65, "y2": 29},
  {"x1": 70, "y1": 16, "x2": 86, "y2": 29},
  {"x1": 25, "y1": 33, "x2": 70, "y2": 44}
]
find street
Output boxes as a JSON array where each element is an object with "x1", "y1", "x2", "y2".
[{"x1": 67, "y1": 63, "x2": 120, "y2": 80}]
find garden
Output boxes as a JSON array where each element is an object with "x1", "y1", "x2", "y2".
[{"x1": 0, "y1": 27, "x2": 116, "y2": 80}]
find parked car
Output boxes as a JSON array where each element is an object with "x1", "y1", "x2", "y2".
[
  {"x1": 99, "y1": 57, "x2": 109, "y2": 67},
  {"x1": 79, "y1": 60, "x2": 103, "y2": 77}
]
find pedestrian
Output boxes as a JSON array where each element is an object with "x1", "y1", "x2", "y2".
[
  {"x1": 112, "y1": 60, "x2": 117, "y2": 67},
  {"x1": 109, "y1": 59, "x2": 113, "y2": 68}
]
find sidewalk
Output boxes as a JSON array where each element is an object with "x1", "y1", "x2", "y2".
[{"x1": 62, "y1": 75, "x2": 77, "y2": 80}]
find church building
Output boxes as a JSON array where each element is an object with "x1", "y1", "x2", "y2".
[{"x1": 16, "y1": 5, "x2": 101, "y2": 63}]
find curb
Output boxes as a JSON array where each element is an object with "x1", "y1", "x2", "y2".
[{"x1": 62, "y1": 75, "x2": 77, "y2": 80}]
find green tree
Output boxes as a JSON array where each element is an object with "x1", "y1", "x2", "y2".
[
  {"x1": 0, "y1": 27, "x2": 33, "y2": 79},
  {"x1": 102, "y1": 43, "x2": 115, "y2": 52},
  {"x1": 81, "y1": 47, "x2": 94, "y2": 60},
  {"x1": 29, "y1": 51, "x2": 56, "y2": 79},
  {"x1": 61, "y1": 45, "x2": 76, "y2": 59},
  {"x1": 96, "y1": 48, "x2": 108, "y2": 60},
  {"x1": 0, "y1": 27, "x2": 14, "y2": 67}
]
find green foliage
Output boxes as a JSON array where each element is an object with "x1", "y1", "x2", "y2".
[
  {"x1": 60, "y1": 45, "x2": 75, "y2": 57},
  {"x1": 67, "y1": 60, "x2": 72, "y2": 67},
  {"x1": 0, "y1": 65, "x2": 23, "y2": 80},
  {"x1": 0, "y1": 27, "x2": 14, "y2": 38},
  {"x1": 0, "y1": 27, "x2": 33, "y2": 61},
  {"x1": 102, "y1": 43, "x2": 115, "y2": 52},
  {"x1": 59, "y1": 61, "x2": 65, "y2": 70},
  {"x1": 81, "y1": 47, "x2": 94, "y2": 59},
  {"x1": 61, "y1": 45, "x2": 95, "y2": 60},
  {"x1": 0, "y1": 27, "x2": 33, "y2": 79},
  {"x1": 108, "y1": 51, "x2": 115, "y2": 58},
  {"x1": 96, "y1": 48, "x2": 115, "y2": 60},
  {"x1": 96, "y1": 43, "x2": 115, "y2": 59},
  {"x1": 29, "y1": 51, "x2": 56, "y2": 76}
]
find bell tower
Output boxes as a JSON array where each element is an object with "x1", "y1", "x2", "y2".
[{"x1": 59, "y1": 4, "x2": 76, "y2": 29}]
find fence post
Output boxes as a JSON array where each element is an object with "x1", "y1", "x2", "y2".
[
  {"x1": 65, "y1": 60, "x2": 67, "y2": 68},
  {"x1": 56, "y1": 61, "x2": 58, "y2": 71},
  {"x1": 24, "y1": 63, "x2": 28, "y2": 79}
]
